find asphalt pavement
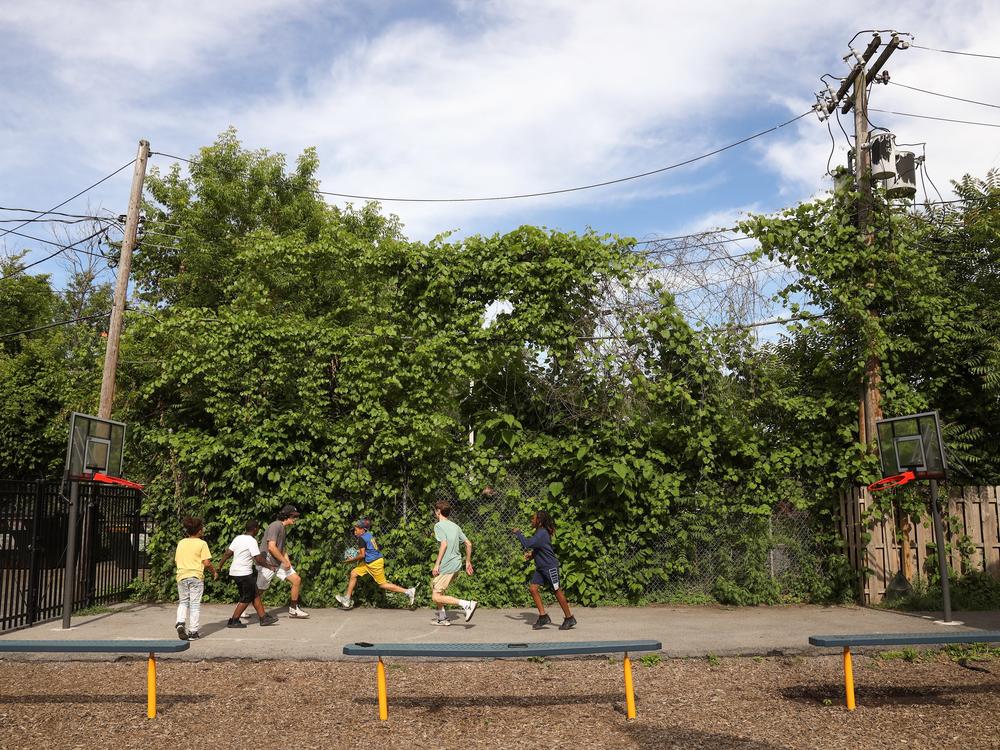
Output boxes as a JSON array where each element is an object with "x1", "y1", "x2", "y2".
[{"x1": 3, "y1": 602, "x2": 999, "y2": 661}]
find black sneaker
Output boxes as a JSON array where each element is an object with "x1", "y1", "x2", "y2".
[
  {"x1": 187, "y1": 631, "x2": 201, "y2": 640},
  {"x1": 559, "y1": 616, "x2": 577, "y2": 630},
  {"x1": 176, "y1": 622, "x2": 188, "y2": 641},
  {"x1": 532, "y1": 614, "x2": 552, "y2": 630},
  {"x1": 259, "y1": 614, "x2": 279, "y2": 626},
  {"x1": 227, "y1": 619, "x2": 247, "y2": 629}
]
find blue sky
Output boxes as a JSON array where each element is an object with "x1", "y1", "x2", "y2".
[{"x1": 3, "y1": 0, "x2": 999, "y2": 310}]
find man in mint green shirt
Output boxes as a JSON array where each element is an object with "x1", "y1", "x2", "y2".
[{"x1": 430, "y1": 500, "x2": 476, "y2": 625}]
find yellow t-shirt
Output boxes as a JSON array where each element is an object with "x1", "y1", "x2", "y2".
[{"x1": 175, "y1": 537, "x2": 211, "y2": 582}]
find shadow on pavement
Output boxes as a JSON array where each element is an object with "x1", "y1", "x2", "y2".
[
  {"x1": 0, "y1": 693, "x2": 205, "y2": 705},
  {"x1": 782, "y1": 681, "x2": 998, "y2": 707},
  {"x1": 354, "y1": 692, "x2": 623, "y2": 710}
]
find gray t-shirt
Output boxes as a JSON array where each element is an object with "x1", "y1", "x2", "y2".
[
  {"x1": 261, "y1": 520, "x2": 287, "y2": 566},
  {"x1": 434, "y1": 518, "x2": 468, "y2": 575}
]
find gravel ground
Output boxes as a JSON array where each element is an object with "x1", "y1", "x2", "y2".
[{"x1": 0, "y1": 654, "x2": 997, "y2": 749}]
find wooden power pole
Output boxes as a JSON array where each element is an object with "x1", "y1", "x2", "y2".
[
  {"x1": 819, "y1": 33, "x2": 904, "y2": 445},
  {"x1": 98, "y1": 140, "x2": 150, "y2": 419}
]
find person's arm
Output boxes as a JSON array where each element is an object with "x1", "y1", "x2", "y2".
[
  {"x1": 513, "y1": 529, "x2": 542, "y2": 549},
  {"x1": 432, "y1": 540, "x2": 447, "y2": 576},
  {"x1": 202, "y1": 556, "x2": 219, "y2": 580},
  {"x1": 218, "y1": 549, "x2": 234, "y2": 570},
  {"x1": 464, "y1": 538, "x2": 474, "y2": 576},
  {"x1": 252, "y1": 552, "x2": 278, "y2": 571},
  {"x1": 268, "y1": 540, "x2": 291, "y2": 569}
]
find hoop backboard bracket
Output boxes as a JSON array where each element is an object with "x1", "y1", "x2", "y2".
[
  {"x1": 874, "y1": 410, "x2": 947, "y2": 481},
  {"x1": 64, "y1": 412, "x2": 126, "y2": 481}
]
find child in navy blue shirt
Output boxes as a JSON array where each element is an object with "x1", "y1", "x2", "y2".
[
  {"x1": 336, "y1": 518, "x2": 416, "y2": 610},
  {"x1": 513, "y1": 510, "x2": 576, "y2": 630}
]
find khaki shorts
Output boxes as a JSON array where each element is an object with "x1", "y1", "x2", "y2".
[
  {"x1": 432, "y1": 571, "x2": 457, "y2": 593},
  {"x1": 256, "y1": 565, "x2": 297, "y2": 590},
  {"x1": 353, "y1": 558, "x2": 387, "y2": 585}
]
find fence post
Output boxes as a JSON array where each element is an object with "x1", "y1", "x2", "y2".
[
  {"x1": 25, "y1": 480, "x2": 45, "y2": 626},
  {"x1": 84, "y1": 485, "x2": 100, "y2": 608}
]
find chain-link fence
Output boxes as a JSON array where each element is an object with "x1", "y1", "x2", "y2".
[{"x1": 348, "y1": 466, "x2": 822, "y2": 606}]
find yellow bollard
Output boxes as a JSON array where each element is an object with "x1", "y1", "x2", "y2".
[
  {"x1": 623, "y1": 653, "x2": 637, "y2": 720},
  {"x1": 147, "y1": 653, "x2": 157, "y2": 719},
  {"x1": 377, "y1": 656, "x2": 388, "y2": 721},
  {"x1": 843, "y1": 646, "x2": 856, "y2": 711}
]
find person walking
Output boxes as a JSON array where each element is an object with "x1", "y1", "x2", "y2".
[
  {"x1": 430, "y1": 500, "x2": 476, "y2": 625},
  {"x1": 514, "y1": 510, "x2": 576, "y2": 630},
  {"x1": 174, "y1": 516, "x2": 218, "y2": 640},
  {"x1": 218, "y1": 520, "x2": 280, "y2": 628},
  {"x1": 257, "y1": 504, "x2": 309, "y2": 618}
]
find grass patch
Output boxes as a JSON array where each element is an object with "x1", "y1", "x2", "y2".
[
  {"x1": 640, "y1": 653, "x2": 662, "y2": 668},
  {"x1": 879, "y1": 571, "x2": 1000, "y2": 612},
  {"x1": 706, "y1": 653, "x2": 721, "y2": 667},
  {"x1": 74, "y1": 604, "x2": 112, "y2": 617}
]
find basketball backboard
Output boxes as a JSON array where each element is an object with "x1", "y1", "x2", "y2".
[
  {"x1": 64, "y1": 412, "x2": 126, "y2": 480},
  {"x1": 874, "y1": 410, "x2": 947, "y2": 480}
]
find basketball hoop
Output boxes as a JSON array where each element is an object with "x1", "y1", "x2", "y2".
[
  {"x1": 867, "y1": 470, "x2": 915, "y2": 493},
  {"x1": 91, "y1": 472, "x2": 145, "y2": 491}
]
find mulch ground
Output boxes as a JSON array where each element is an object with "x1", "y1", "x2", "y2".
[{"x1": 0, "y1": 654, "x2": 997, "y2": 749}]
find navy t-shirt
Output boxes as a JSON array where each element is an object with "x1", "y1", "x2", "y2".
[{"x1": 515, "y1": 528, "x2": 559, "y2": 570}]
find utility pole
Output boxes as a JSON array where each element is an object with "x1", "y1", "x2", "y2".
[
  {"x1": 815, "y1": 33, "x2": 906, "y2": 445},
  {"x1": 98, "y1": 140, "x2": 150, "y2": 419}
]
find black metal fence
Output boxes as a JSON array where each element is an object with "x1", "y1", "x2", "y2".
[{"x1": 0, "y1": 479, "x2": 151, "y2": 633}]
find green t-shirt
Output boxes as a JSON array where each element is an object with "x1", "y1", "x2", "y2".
[{"x1": 434, "y1": 518, "x2": 468, "y2": 575}]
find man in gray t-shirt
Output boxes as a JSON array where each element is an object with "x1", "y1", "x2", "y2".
[
  {"x1": 429, "y1": 500, "x2": 476, "y2": 625},
  {"x1": 261, "y1": 520, "x2": 287, "y2": 567},
  {"x1": 255, "y1": 504, "x2": 309, "y2": 619}
]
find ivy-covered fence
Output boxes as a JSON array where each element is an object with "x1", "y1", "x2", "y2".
[
  {"x1": 840, "y1": 485, "x2": 1000, "y2": 604},
  {"x1": 311, "y1": 467, "x2": 827, "y2": 610}
]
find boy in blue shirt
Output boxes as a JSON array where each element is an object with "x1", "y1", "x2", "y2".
[{"x1": 335, "y1": 518, "x2": 416, "y2": 610}]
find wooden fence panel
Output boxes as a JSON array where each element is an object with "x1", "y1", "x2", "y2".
[{"x1": 838, "y1": 485, "x2": 1000, "y2": 604}]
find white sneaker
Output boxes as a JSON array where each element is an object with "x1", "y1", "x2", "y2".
[
  {"x1": 432, "y1": 617, "x2": 451, "y2": 626},
  {"x1": 335, "y1": 595, "x2": 353, "y2": 610},
  {"x1": 289, "y1": 605, "x2": 310, "y2": 618},
  {"x1": 406, "y1": 586, "x2": 417, "y2": 606},
  {"x1": 462, "y1": 600, "x2": 478, "y2": 622}
]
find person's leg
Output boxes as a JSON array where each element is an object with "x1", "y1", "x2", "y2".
[
  {"x1": 380, "y1": 581, "x2": 407, "y2": 594},
  {"x1": 188, "y1": 579, "x2": 204, "y2": 635},
  {"x1": 176, "y1": 580, "x2": 190, "y2": 634},
  {"x1": 288, "y1": 572, "x2": 302, "y2": 603},
  {"x1": 252, "y1": 595, "x2": 267, "y2": 618},
  {"x1": 528, "y1": 573, "x2": 551, "y2": 629},
  {"x1": 528, "y1": 583, "x2": 546, "y2": 615},
  {"x1": 431, "y1": 590, "x2": 460, "y2": 607},
  {"x1": 346, "y1": 569, "x2": 359, "y2": 599},
  {"x1": 554, "y1": 588, "x2": 573, "y2": 618}
]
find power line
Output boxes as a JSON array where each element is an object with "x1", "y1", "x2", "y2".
[
  {"x1": 0, "y1": 159, "x2": 135, "y2": 242},
  {"x1": 3, "y1": 228, "x2": 112, "y2": 259},
  {"x1": 0, "y1": 227, "x2": 109, "y2": 281},
  {"x1": 888, "y1": 80, "x2": 1000, "y2": 110},
  {"x1": 0, "y1": 312, "x2": 111, "y2": 340},
  {"x1": 150, "y1": 111, "x2": 812, "y2": 203},
  {"x1": 911, "y1": 43, "x2": 1000, "y2": 60},
  {"x1": 868, "y1": 108, "x2": 1000, "y2": 128}
]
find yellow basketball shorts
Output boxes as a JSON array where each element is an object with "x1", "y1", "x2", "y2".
[{"x1": 353, "y1": 558, "x2": 387, "y2": 585}]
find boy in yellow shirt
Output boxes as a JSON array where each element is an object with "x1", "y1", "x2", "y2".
[{"x1": 174, "y1": 516, "x2": 218, "y2": 640}]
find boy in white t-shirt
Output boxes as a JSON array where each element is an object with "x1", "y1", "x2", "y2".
[{"x1": 218, "y1": 520, "x2": 280, "y2": 628}]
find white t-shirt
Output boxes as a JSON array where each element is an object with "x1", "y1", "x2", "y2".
[{"x1": 228, "y1": 534, "x2": 261, "y2": 577}]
